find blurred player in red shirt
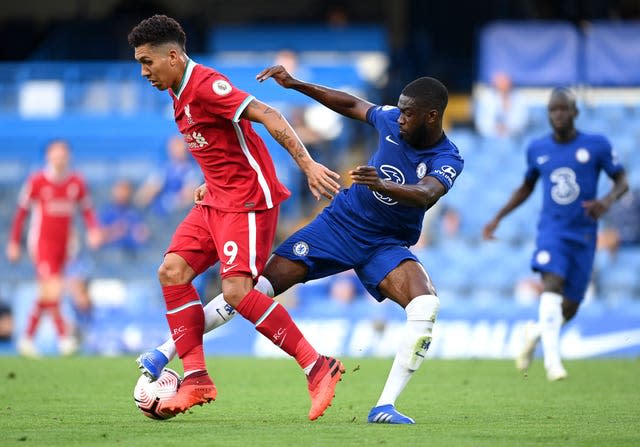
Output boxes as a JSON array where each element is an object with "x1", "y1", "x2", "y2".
[
  {"x1": 128, "y1": 15, "x2": 343, "y2": 420},
  {"x1": 6, "y1": 140, "x2": 102, "y2": 357}
]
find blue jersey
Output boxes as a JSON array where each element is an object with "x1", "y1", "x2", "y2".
[
  {"x1": 324, "y1": 105, "x2": 464, "y2": 247},
  {"x1": 525, "y1": 131, "x2": 624, "y2": 241}
]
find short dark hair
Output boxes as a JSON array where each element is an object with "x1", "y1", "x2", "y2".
[
  {"x1": 550, "y1": 87, "x2": 577, "y2": 106},
  {"x1": 401, "y1": 77, "x2": 448, "y2": 114},
  {"x1": 127, "y1": 14, "x2": 186, "y2": 50}
]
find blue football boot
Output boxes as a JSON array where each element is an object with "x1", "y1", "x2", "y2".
[
  {"x1": 367, "y1": 404, "x2": 415, "y2": 424},
  {"x1": 136, "y1": 349, "x2": 169, "y2": 380}
]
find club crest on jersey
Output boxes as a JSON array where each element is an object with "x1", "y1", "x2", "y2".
[
  {"x1": 293, "y1": 241, "x2": 309, "y2": 257},
  {"x1": 416, "y1": 162, "x2": 427, "y2": 179},
  {"x1": 575, "y1": 148, "x2": 590, "y2": 163},
  {"x1": 184, "y1": 104, "x2": 194, "y2": 125},
  {"x1": 212, "y1": 80, "x2": 232, "y2": 96},
  {"x1": 373, "y1": 164, "x2": 405, "y2": 206}
]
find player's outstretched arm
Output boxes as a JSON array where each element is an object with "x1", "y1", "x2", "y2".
[
  {"x1": 482, "y1": 179, "x2": 535, "y2": 240},
  {"x1": 350, "y1": 166, "x2": 445, "y2": 209},
  {"x1": 256, "y1": 65, "x2": 374, "y2": 122},
  {"x1": 242, "y1": 98, "x2": 340, "y2": 200}
]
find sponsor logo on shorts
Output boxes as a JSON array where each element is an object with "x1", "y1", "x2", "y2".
[
  {"x1": 222, "y1": 264, "x2": 238, "y2": 273},
  {"x1": 293, "y1": 241, "x2": 309, "y2": 257},
  {"x1": 536, "y1": 250, "x2": 551, "y2": 265}
]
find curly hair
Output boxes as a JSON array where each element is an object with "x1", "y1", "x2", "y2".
[
  {"x1": 401, "y1": 77, "x2": 448, "y2": 115},
  {"x1": 128, "y1": 14, "x2": 187, "y2": 50}
]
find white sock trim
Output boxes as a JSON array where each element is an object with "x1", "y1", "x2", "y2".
[
  {"x1": 255, "y1": 275, "x2": 274, "y2": 297},
  {"x1": 166, "y1": 300, "x2": 202, "y2": 314}
]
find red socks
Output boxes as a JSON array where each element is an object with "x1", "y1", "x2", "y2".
[
  {"x1": 25, "y1": 301, "x2": 45, "y2": 338},
  {"x1": 25, "y1": 300, "x2": 67, "y2": 338},
  {"x1": 163, "y1": 284, "x2": 206, "y2": 373},
  {"x1": 236, "y1": 289, "x2": 318, "y2": 369}
]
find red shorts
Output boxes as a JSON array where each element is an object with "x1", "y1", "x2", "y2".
[
  {"x1": 31, "y1": 241, "x2": 68, "y2": 278},
  {"x1": 166, "y1": 205, "x2": 279, "y2": 279}
]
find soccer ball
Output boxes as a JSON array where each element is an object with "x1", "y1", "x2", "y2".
[{"x1": 133, "y1": 368, "x2": 181, "y2": 420}]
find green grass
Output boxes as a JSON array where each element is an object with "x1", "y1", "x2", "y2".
[{"x1": 0, "y1": 357, "x2": 638, "y2": 447}]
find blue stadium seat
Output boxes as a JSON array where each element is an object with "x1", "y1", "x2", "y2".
[
  {"x1": 585, "y1": 22, "x2": 640, "y2": 86},
  {"x1": 208, "y1": 25, "x2": 388, "y2": 53},
  {"x1": 478, "y1": 21, "x2": 580, "y2": 86}
]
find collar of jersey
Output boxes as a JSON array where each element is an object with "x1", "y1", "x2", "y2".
[{"x1": 174, "y1": 58, "x2": 197, "y2": 99}]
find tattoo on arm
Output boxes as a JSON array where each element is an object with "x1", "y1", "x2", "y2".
[
  {"x1": 263, "y1": 105, "x2": 282, "y2": 119},
  {"x1": 295, "y1": 142, "x2": 308, "y2": 160},
  {"x1": 273, "y1": 128, "x2": 291, "y2": 148}
]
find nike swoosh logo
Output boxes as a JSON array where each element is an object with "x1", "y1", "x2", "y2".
[
  {"x1": 385, "y1": 135, "x2": 399, "y2": 146},
  {"x1": 277, "y1": 333, "x2": 287, "y2": 348},
  {"x1": 537, "y1": 156, "x2": 549, "y2": 164},
  {"x1": 222, "y1": 264, "x2": 238, "y2": 273},
  {"x1": 174, "y1": 333, "x2": 186, "y2": 343},
  {"x1": 561, "y1": 328, "x2": 640, "y2": 358}
]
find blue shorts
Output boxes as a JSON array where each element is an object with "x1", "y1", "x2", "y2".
[
  {"x1": 531, "y1": 235, "x2": 596, "y2": 303},
  {"x1": 274, "y1": 214, "x2": 418, "y2": 301}
]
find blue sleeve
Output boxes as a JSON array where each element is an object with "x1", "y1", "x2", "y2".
[
  {"x1": 427, "y1": 156, "x2": 464, "y2": 192},
  {"x1": 524, "y1": 143, "x2": 539, "y2": 183},
  {"x1": 597, "y1": 136, "x2": 625, "y2": 177},
  {"x1": 366, "y1": 105, "x2": 394, "y2": 128}
]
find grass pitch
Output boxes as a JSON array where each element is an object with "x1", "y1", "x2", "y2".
[{"x1": 0, "y1": 357, "x2": 638, "y2": 447}]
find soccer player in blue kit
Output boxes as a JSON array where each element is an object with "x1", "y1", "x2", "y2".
[
  {"x1": 138, "y1": 65, "x2": 464, "y2": 424},
  {"x1": 483, "y1": 88, "x2": 628, "y2": 381}
]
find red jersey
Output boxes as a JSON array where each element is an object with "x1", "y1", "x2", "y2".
[
  {"x1": 9, "y1": 169, "x2": 98, "y2": 251},
  {"x1": 169, "y1": 60, "x2": 290, "y2": 212}
]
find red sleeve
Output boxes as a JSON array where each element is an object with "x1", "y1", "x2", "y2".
[
  {"x1": 76, "y1": 176, "x2": 99, "y2": 230},
  {"x1": 199, "y1": 72, "x2": 253, "y2": 121},
  {"x1": 9, "y1": 207, "x2": 28, "y2": 244},
  {"x1": 9, "y1": 176, "x2": 35, "y2": 243}
]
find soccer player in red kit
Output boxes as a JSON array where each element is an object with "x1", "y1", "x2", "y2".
[
  {"x1": 6, "y1": 140, "x2": 102, "y2": 357},
  {"x1": 128, "y1": 15, "x2": 344, "y2": 419}
]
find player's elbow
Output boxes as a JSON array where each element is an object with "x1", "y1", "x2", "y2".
[{"x1": 420, "y1": 191, "x2": 440, "y2": 209}]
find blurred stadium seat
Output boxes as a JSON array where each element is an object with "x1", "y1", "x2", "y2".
[
  {"x1": 584, "y1": 22, "x2": 640, "y2": 86},
  {"x1": 477, "y1": 21, "x2": 580, "y2": 86}
]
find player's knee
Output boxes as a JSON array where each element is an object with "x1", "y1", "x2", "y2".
[
  {"x1": 562, "y1": 300, "x2": 579, "y2": 321},
  {"x1": 157, "y1": 259, "x2": 189, "y2": 286},
  {"x1": 406, "y1": 294, "x2": 440, "y2": 322},
  {"x1": 221, "y1": 277, "x2": 255, "y2": 307},
  {"x1": 542, "y1": 273, "x2": 564, "y2": 293}
]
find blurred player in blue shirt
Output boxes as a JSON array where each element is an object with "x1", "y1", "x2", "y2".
[
  {"x1": 138, "y1": 67, "x2": 463, "y2": 424},
  {"x1": 483, "y1": 88, "x2": 628, "y2": 381}
]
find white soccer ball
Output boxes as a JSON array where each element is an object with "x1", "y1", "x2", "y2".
[{"x1": 133, "y1": 368, "x2": 181, "y2": 420}]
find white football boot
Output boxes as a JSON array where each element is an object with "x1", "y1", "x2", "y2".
[
  {"x1": 58, "y1": 335, "x2": 79, "y2": 356},
  {"x1": 17, "y1": 337, "x2": 40, "y2": 358},
  {"x1": 546, "y1": 364, "x2": 568, "y2": 381},
  {"x1": 515, "y1": 320, "x2": 540, "y2": 371}
]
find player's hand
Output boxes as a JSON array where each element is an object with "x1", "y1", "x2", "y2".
[
  {"x1": 582, "y1": 199, "x2": 610, "y2": 220},
  {"x1": 6, "y1": 241, "x2": 20, "y2": 262},
  {"x1": 255, "y1": 65, "x2": 297, "y2": 88},
  {"x1": 194, "y1": 183, "x2": 207, "y2": 204},
  {"x1": 482, "y1": 219, "x2": 500, "y2": 240},
  {"x1": 87, "y1": 228, "x2": 103, "y2": 249},
  {"x1": 349, "y1": 166, "x2": 385, "y2": 191},
  {"x1": 304, "y1": 162, "x2": 341, "y2": 201}
]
